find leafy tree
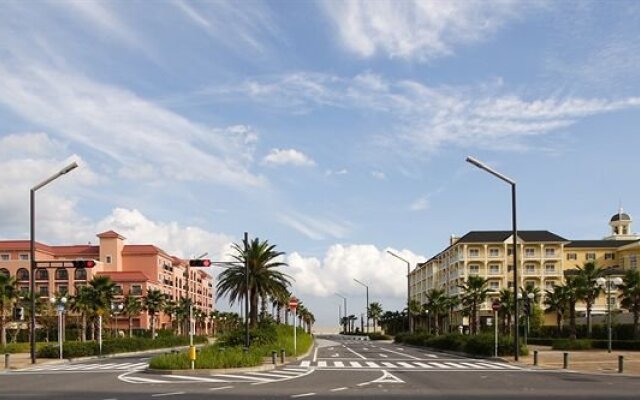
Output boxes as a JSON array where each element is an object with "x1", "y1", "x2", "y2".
[
  {"x1": 544, "y1": 286, "x2": 568, "y2": 336},
  {"x1": 575, "y1": 262, "x2": 605, "y2": 337},
  {"x1": 367, "y1": 302, "x2": 383, "y2": 333},
  {"x1": 88, "y1": 276, "x2": 116, "y2": 341},
  {"x1": 408, "y1": 299, "x2": 421, "y2": 332},
  {"x1": 143, "y1": 289, "x2": 166, "y2": 339},
  {"x1": 619, "y1": 269, "x2": 640, "y2": 339},
  {"x1": 217, "y1": 238, "x2": 292, "y2": 328},
  {"x1": 0, "y1": 273, "x2": 17, "y2": 347},
  {"x1": 498, "y1": 288, "x2": 514, "y2": 336},
  {"x1": 459, "y1": 276, "x2": 489, "y2": 335},
  {"x1": 123, "y1": 295, "x2": 142, "y2": 338},
  {"x1": 424, "y1": 289, "x2": 448, "y2": 335},
  {"x1": 162, "y1": 299, "x2": 177, "y2": 333},
  {"x1": 562, "y1": 277, "x2": 581, "y2": 340},
  {"x1": 445, "y1": 295, "x2": 460, "y2": 333},
  {"x1": 70, "y1": 286, "x2": 94, "y2": 342}
]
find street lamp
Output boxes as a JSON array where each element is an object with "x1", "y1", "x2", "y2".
[
  {"x1": 335, "y1": 293, "x2": 347, "y2": 333},
  {"x1": 49, "y1": 296, "x2": 67, "y2": 360},
  {"x1": 466, "y1": 156, "x2": 520, "y2": 361},
  {"x1": 353, "y1": 278, "x2": 369, "y2": 334},
  {"x1": 596, "y1": 275, "x2": 623, "y2": 353},
  {"x1": 387, "y1": 250, "x2": 413, "y2": 333},
  {"x1": 111, "y1": 303, "x2": 123, "y2": 338},
  {"x1": 30, "y1": 161, "x2": 78, "y2": 364}
]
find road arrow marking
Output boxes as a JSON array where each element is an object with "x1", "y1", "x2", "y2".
[{"x1": 370, "y1": 370, "x2": 405, "y2": 384}]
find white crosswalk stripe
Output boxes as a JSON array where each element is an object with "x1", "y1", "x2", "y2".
[
  {"x1": 119, "y1": 366, "x2": 313, "y2": 385},
  {"x1": 297, "y1": 360, "x2": 522, "y2": 371},
  {"x1": 15, "y1": 362, "x2": 148, "y2": 373}
]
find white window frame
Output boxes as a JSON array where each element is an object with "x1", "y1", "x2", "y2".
[
  {"x1": 0, "y1": 254, "x2": 9, "y2": 261},
  {"x1": 545, "y1": 263, "x2": 556, "y2": 273},
  {"x1": 545, "y1": 248, "x2": 556, "y2": 257},
  {"x1": 524, "y1": 248, "x2": 536, "y2": 258},
  {"x1": 468, "y1": 248, "x2": 480, "y2": 258},
  {"x1": 545, "y1": 280, "x2": 556, "y2": 291},
  {"x1": 525, "y1": 264, "x2": 536, "y2": 274},
  {"x1": 586, "y1": 253, "x2": 596, "y2": 261},
  {"x1": 604, "y1": 253, "x2": 615, "y2": 260},
  {"x1": 19, "y1": 253, "x2": 29, "y2": 261},
  {"x1": 489, "y1": 248, "x2": 500, "y2": 257},
  {"x1": 468, "y1": 265, "x2": 480, "y2": 275},
  {"x1": 489, "y1": 264, "x2": 500, "y2": 274},
  {"x1": 567, "y1": 253, "x2": 577, "y2": 260},
  {"x1": 489, "y1": 281, "x2": 500, "y2": 291}
]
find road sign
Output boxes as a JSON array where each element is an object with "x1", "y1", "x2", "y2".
[
  {"x1": 289, "y1": 297, "x2": 298, "y2": 310},
  {"x1": 491, "y1": 301, "x2": 501, "y2": 311}
]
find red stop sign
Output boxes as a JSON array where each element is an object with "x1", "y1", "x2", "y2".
[
  {"x1": 492, "y1": 301, "x2": 501, "y2": 311},
  {"x1": 289, "y1": 297, "x2": 298, "y2": 310}
]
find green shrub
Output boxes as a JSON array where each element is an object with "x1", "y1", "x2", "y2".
[
  {"x1": 368, "y1": 332, "x2": 392, "y2": 341},
  {"x1": 552, "y1": 339, "x2": 592, "y2": 350},
  {"x1": 427, "y1": 333, "x2": 467, "y2": 352},
  {"x1": 527, "y1": 338, "x2": 554, "y2": 346}
]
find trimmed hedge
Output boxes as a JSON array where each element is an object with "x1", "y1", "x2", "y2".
[
  {"x1": 395, "y1": 332, "x2": 528, "y2": 357},
  {"x1": 367, "y1": 332, "x2": 392, "y2": 341},
  {"x1": 551, "y1": 339, "x2": 592, "y2": 350},
  {"x1": 37, "y1": 335, "x2": 207, "y2": 358}
]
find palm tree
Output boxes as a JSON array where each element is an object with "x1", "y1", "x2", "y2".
[
  {"x1": 619, "y1": 269, "x2": 640, "y2": 339},
  {"x1": 445, "y1": 295, "x2": 460, "y2": 333},
  {"x1": 562, "y1": 277, "x2": 581, "y2": 340},
  {"x1": 176, "y1": 297, "x2": 192, "y2": 336},
  {"x1": 459, "y1": 276, "x2": 489, "y2": 335},
  {"x1": 575, "y1": 262, "x2": 605, "y2": 337},
  {"x1": 272, "y1": 289, "x2": 290, "y2": 324},
  {"x1": 544, "y1": 286, "x2": 567, "y2": 337},
  {"x1": 123, "y1": 295, "x2": 142, "y2": 338},
  {"x1": 89, "y1": 276, "x2": 116, "y2": 341},
  {"x1": 162, "y1": 299, "x2": 177, "y2": 333},
  {"x1": 367, "y1": 302, "x2": 383, "y2": 333},
  {"x1": 425, "y1": 289, "x2": 448, "y2": 335},
  {"x1": 143, "y1": 289, "x2": 165, "y2": 339},
  {"x1": 0, "y1": 273, "x2": 17, "y2": 347},
  {"x1": 217, "y1": 238, "x2": 292, "y2": 328},
  {"x1": 408, "y1": 299, "x2": 421, "y2": 332},
  {"x1": 70, "y1": 286, "x2": 94, "y2": 342},
  {"x1": 498, "y1": 288, "x2": 514, "y2": 336}
]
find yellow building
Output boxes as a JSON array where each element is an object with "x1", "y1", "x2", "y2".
[{"x1": 410, "y1": 210, "x2": 640, "y2": 330}]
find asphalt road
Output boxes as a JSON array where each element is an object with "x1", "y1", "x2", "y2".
[{"x1": 1, "y1": 335, "x2": 639, "y2": 399}]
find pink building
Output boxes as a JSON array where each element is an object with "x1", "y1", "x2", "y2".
[{"x1": 0, "y1": 230, "x2": 214, "y2": 331}]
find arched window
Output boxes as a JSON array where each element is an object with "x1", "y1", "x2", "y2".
[
  {"x1": 0, "y1": 268, "x2": 9, "y2": 277},
  {"x1": 17, "y1": 268, "x2": 29, "y2": 281},
  {"x1": 75, "y1": 268, "x2": 87, "y2": 281},
  {"x1": 55, "y1": 269, "x2": 69, "y2": 281},
  {"x1": 35, "y1": 268, "x2": 49, "y2": 281}
]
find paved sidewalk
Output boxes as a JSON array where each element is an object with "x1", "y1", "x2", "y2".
[
  {"x1": 1, "y1": 352, "x2": 66, "y2": 371},
  {"x1": 514, "y1": 345, "x2": 640, "y2": 376}
]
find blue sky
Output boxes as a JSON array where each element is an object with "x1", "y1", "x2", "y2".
[{"x1": 1, "y1": 0, "x2": 640, "y2": 329}]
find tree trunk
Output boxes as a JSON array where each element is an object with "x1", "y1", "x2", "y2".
[
  {"x1": 1, "y1": 314, "x2": 6, "y2": 347},
  {"x1": 150, "y1": 313, "x2": 156, "y2": 340},
  {"x1": 569, "y1": 301, "x2": 577, "y2": 340},
  {"x1": 634, "y1": 311, "x2": 639, "y2": 340},
  {"x1": 586, "y1": 300, "x2": 593, "y2": 338},
  {"x1": 249, "y1": 290, "x2": 259, "y2": 328},
  {"x1": 128, "y1": 316, "x2": 133, "y2": 338},
  {"x1": 556, "y1": 311, "x2": 562, "y2": 337},
  {"x1": 81, "y1": 313, "x2": 87, "y2": 342}
]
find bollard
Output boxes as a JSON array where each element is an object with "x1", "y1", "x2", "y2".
[
  {"x1": 4, "y1": 353, "x2": 9, "y2": 369},
  {"x1": 618, "y1": 355, "x2": 624, "y2": 374},
  {"x1": 533, "y1": 350, "x2": 538, "y2": 366},
  {"x1": 563, "y1": 352, "x2": 568, "y2": 369},
  {"x1": 272, "y1": 351, "x2": 277, "y2": 365},
  {"x1": 280, "y1": 349, "x2": 286, "y2": 364}
]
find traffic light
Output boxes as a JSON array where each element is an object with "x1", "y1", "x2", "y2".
[
  {"x1": 13, "y1": 306, "x2": 24, "y2": 321},
  {"x1": 72, "y1": 259, "x2": 96, "y2": 268},
  {"x1": 189, "y1": 259, "x2": 211, "y2": 267}
]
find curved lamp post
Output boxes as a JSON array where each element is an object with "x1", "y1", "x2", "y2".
[
  {"x1": 30, "y1": 162, "x2": 78, "y2": 364},
  {"x1": 387, "y1": 250, "x2": 413, "y2": 333},
  {"x1": 466, "y1": 156, "x2": 520, "y2": 361},
  {"x1": 353, "y1": 279, "x2": 369, "y2": 334}
]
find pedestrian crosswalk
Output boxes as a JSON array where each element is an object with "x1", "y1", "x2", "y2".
[
  {"x1": 119, "y1": 367, "x2": 312, "y2": 384},
  {"x1": 15, "y1": 362, "x2": 148, "y2": 373},
  {"x1": 297, "y1": 360, "x2": 521, "y2": 371}
]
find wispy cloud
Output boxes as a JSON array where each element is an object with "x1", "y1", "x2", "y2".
[
  {"x1": 371, "y1": 171, "x2": 386, "y2": 180},
  {"x1": 263, "y1": 148, "x2": 316, "y2": 167},
  {"x1": 410, "y1": 196, "x2": 430, "y2": 211},
  {"x1": 279, "y1": 212, "x2": 351, "y2": 241},
  {"x1": 321, "y1": 0, "x2": 533, "y2": 61},
  {"x1": 213, "y1": 71, "x2": 640, "y2": 153},
  {"x1": 0, "y1": 64, "x2": 264, "y2": 188}
]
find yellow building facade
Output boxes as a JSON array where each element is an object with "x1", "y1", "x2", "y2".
[{"x1": 410, "y1": 210, "x2": 640, "y2": 329}]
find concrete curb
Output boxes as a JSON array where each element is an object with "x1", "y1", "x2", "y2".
[
  {"x1": 148, "y1": 363, "x2": 277, "y2": 375},
  {"x1": 68, "y1": 344, "x2": 203, "y2": 362}
]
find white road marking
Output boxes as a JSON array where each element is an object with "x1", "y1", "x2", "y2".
[
  {"x1": 460, "y1": 362, "x2": 484, "y2": 369},
  {"x1": 370, "y1": 370, "x2": 405, "y2": 384},
  {"x1": 414, "y1": 362, "x2": 434, "y2": 368},
  {"x1": 291, "y1": 393, "x2": 315, "y2": 398},
  {"x1": 349, "y1": 361, "x2": 363, "y2": 368},
  {"x1": 330, "y1": 387, "x2": 347, "y2": 392},
  {"x1": 429, "y1": 362, "x2": 452, "y2": 369},
  {"x1": 161, "y1": 375, "x2": 227, "y2": 382},
  {"x1": 382, "y1": 362, "x2": 397, "y2": 368},
  {"x1": 209, "y1": 386, "x2": 233, "y2": 391},
  {"x1": 151, "y1": 392, "x2": 185, "y2": 397},
  {"x1": 246, "y1": 371, "x2": 300, "y2": 379},
  {"x1": 312, "y1": 347, "x2": 319, "y2": 362},
  {"x1": 212, "y1": 374, "x2": 272, "y2": 382},
  {"x1": 424, "y1": 354, "x2": 439, "y2": 358},
  {"x1": 121, "y1": 376, "x2": 170, "y2": 383},
  {"x1": 300, "y1": 361, "x2": 311, "y2": 367},
  {"x1": 317, "y1": 361, "x2": 327, "y2": 367},
  {"x1": 379, "y1": 354, "x2": 388, "y2": 358},
  {"x1": 334, "y1": 361, "x2": 344, "y2": 367},
  {"x1": 363, "y1": 347, "x2": 369, "y2": 351},
  {"x1": 344, "y1": 346, "x2": 367, "y2": 360},
  {"x1": 380, "y1": 347, "x2": 420, "y2": 360},
  {"x1": 365, "y1": 361, "x2": 380, "y2": 368},
  {"x1": 397, "y1": 362, "x2": 415, "y2": 368}
]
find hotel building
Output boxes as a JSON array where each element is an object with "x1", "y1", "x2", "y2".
[
  {"x1": 0, "y1": 230, "x2": 214, "y2": 331},
  {"x1": 410, "y1": 210, "x2": 640, "y2": 330}
]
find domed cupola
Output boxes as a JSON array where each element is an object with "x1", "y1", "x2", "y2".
[{"x1": 606, "y1": 208, "x2": 636, "y2": 240}]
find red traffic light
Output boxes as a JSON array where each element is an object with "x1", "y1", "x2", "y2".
[
  {"x1": 72, "y1": 259, "x2": 97, "y2": 269},
  {"x1": 189, "y1": 259, "x2": 211, "y2": 267}
]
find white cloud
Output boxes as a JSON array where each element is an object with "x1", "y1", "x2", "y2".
[
  {"x1": 325, "y1": 168, "x2": 348, "y2": 176},
  {"x1": 410, "y1": 196, "x2": 430, "y2": 211},
  {"x1": 0, "y1": 64, "x2": 265, "y2": 188},
  {"x1": 223, "y1": 72, "x2": 640, "y2": 153},
  {"x1": 279, "y1": 213, "x2": 350, "y2": 241},
  {"x1": 321, "y1": 0, "x2": 529, "y2": 61},
  {"x1": 96, "y1": 208, "x2": 234, "y2": 260},
  {"x1": 286, "y1": 245, "x2": 425, "y2": 298},
  {"x1": 371, "y1": 170, "x2": 386, "y2": 180},
  {"x1": 263, "y1": 148, "x2": 316, "y2": 167}
]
